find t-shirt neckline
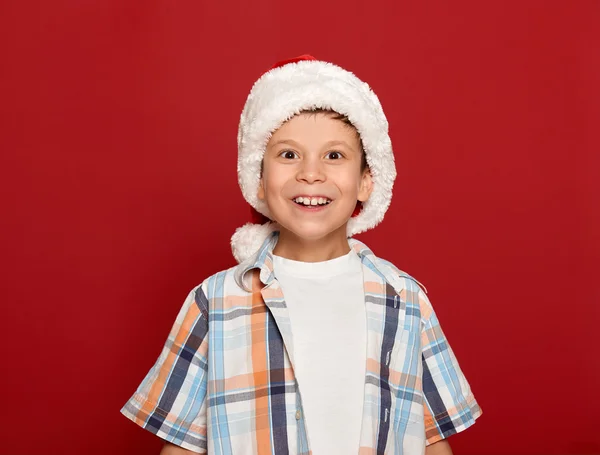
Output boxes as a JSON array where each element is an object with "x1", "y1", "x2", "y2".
[{"x1": 272, "y1": 250, "x2": 359, "y2": 279}]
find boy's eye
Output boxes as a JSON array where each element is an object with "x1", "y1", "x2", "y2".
[
  {"x1": 326, "y1": 151, "x2": 343, "y2": 160},
  {"x1": 279, "y1": 150, "x2": 298, "y2": 159}
]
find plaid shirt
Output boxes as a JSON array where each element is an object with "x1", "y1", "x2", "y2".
[{"x1": 121, "y1": 232, "x2": 482, "y2": 454}]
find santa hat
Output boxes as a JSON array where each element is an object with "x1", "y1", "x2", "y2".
[{"x1": 231, "y1": 55, "x2": 396, "y2": 263}]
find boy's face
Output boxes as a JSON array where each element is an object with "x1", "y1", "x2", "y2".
[{"x1": 258, "y1": 112, "x2": 373, "y2": 244}]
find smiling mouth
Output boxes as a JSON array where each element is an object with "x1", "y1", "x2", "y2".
[{"x1": 292, "y1": 196, "x2": 332, "y2": 207}]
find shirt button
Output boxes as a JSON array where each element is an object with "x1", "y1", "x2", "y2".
[{"x1": 295, "y1": 409, "x2": 302, "y2": 420}]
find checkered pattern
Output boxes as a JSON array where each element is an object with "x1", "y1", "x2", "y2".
[{"x1": 121, "y1": 232, "x2": 482, "y2": 453}]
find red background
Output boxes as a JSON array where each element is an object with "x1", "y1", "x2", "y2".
[{"x1": 1, "y1": 1, "x2": 599, "y2": 454}]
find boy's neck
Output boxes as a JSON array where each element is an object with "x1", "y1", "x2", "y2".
[{"x1": 272, "y1": 226, "x2": 351, "y2": 262}]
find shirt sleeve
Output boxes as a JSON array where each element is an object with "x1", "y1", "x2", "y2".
[
  {"x1": 120, "y1": 284, "x2": 210, "y2": 453},
  {"x1": 418, "y1": 288, "x2": 482, "y2": 445}
]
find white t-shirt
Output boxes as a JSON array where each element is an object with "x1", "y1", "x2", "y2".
[{"x1": 272, "y1": 249, "x2": 367, "y2": 455}]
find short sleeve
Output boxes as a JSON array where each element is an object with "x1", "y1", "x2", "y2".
[
  {"x1": 418, "y1": 288, "x2": 482, "y2": 445},
  {"x1": 120, "y1": 285, "x2": 210, "y2": 453}
]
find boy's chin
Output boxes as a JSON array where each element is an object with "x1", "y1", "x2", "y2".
[{"x1": 278, "y1": 222, "x2": 348, "y2": 242}]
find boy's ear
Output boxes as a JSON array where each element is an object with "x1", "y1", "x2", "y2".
[
  {"x1": 257, "y1": 177, "x2": 265, "y2": 201},
  {"x1": 357, "y1": 169, "x2": 374, "y2": 202}
]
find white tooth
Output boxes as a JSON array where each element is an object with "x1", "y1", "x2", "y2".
[
  {"x1": 303, "y1": 198, "x2": 311, "y2": 205},
  {"x1": 297, "y1": 197, "x2": 303, "y2": 203},
  {"x1": 318, "y1": 198, "x2": 324, "y2": 204},
  {"x1": 310, "y1": 198, "x2": 318, "y2": 206}
]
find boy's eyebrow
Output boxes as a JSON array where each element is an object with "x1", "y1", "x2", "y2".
[
  {"x1": 269, "y1": 139, "x2": 358, "y2": 152},
  {"x1": 269, "y1": 139, "x2": 303, "y2": 148},
  {"x1": 322, "y1": 140, "x2": 357, "y2": 151}
]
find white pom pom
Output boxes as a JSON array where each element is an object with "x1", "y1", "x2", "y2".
[{"x1": 231, "y1": 222, "x2": 278, "y2": 263}]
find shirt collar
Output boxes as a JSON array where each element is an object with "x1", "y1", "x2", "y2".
[{"x1": 234, "y1": 231, "x2": 382, "y2": 292}]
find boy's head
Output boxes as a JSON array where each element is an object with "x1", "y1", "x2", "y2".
[
  {"x1": 258, "y1": 109, "x2": 373, "y2": 244},
  {"x1": 232, "y1": 55, "x2": 396, "y2": 263}
]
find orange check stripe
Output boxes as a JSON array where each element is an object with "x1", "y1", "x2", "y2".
[
  {"x1": 137, "y1": 300, "x2": 201, "y2": 421},
  {"x1": 251, "y1": 271, "x2": 272, "y2": 454}
]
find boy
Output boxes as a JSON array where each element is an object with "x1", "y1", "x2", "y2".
[{"x1": 121, "y1": 55, "x2": 482, "y2": 454}]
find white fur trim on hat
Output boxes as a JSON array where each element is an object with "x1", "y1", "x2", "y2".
[
  {"x1": 231, "y1": 221, "x2": 279, "y2": 264},
  {"x1": 232, "y1": 59, "x2": 396, "y2": 263}
]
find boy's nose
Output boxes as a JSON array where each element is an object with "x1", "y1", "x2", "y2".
[
  {"x1": 296, "y1": 160, "x2": 325, "y2": 183},
  {"x1": 297, "y1": 167, "x2": 325, "y2": 183}
]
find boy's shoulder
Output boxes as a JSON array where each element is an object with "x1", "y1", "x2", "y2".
[
  {"x1": 355, "y1": 241, "x2": 429, "y2": 297},
  {"x1": 194, "y1": 264, "x2": 241, "y2": 295},
  {"x1": 348, "y1": 238, "x2": 427, "y2": 296},
  {"x1": 374, "y1": 256, "x2": 428, "y2": 295},
  {"x1": 370, "y1": 255, "x2": 436, "y2": 324},
  {"x1": 190, "y1": 261, "x2": 265, "y2": 305}
]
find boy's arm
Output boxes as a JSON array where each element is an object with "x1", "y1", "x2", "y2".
[
  {"x1": 425, "y1": 440, "x2": 453, "y2": 455},
  {"x1": 160, "y1": 442, "x2": 196, "y2": 454},
  {"x1": 418, "y1": 286, "x2": 482, "y2": 444},
  {"x1": 121, "y1": 285, "x2": 210, "y2": 453}
]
